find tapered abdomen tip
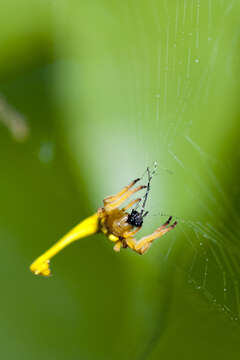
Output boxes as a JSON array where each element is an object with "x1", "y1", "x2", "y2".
[{"x1": 30, "y1": 260, "x2": 51, "y2": 277}]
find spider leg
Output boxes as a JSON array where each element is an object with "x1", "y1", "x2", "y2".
[
  {"x1": 122, "y1": 198, "x2": 141, "y2": 211},
  {"x1": 123, "y1": 226, "x2": 142, "y2": 238},
  {"x1": 113, "y1": 240, "x2": 123, "y2": 252},
  {"x1": 125, "y1": 217, "x2": 177, "y2": 255},
  {"x1": 105, "y1": 185, "x2": 146, "y2": 211},
  {"x1": 104, "y1": 178, "x2": 140, "y2": 204}
]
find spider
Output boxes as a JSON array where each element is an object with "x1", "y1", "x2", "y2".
[
  {"x1": 30, "y1": 167, "x2": 177, "y2": 276},
  {"x1": 98, "y1": 167, "x2": 177, "y2": 254}
]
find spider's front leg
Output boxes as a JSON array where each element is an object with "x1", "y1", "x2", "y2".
[
  {"x1": 125, "y1": 217, "x2": 177, "y2": 255},
  {"x1": 104, "y1": 178, "x2": 140, "y2": 204},
  {"x1": 103, "y1": 179, "x2": 146, "y2": 211}
]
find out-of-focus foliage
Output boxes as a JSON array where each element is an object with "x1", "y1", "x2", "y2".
[{"x1": 1, "y1": 1, "x2": 240, "y2": 359}]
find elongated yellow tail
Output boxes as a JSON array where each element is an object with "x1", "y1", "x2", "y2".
[{"x1": 30, "y1": 213, "x2": 99, "y2": 276}]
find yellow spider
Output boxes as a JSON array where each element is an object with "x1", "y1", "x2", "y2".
[{"x1": 30, "y1": 168, "x2": 177, "y2": 276}]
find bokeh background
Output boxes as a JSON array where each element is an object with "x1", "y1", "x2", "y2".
[{"x1": 1, "y1": 1, "x2": 240, "y2": 359}]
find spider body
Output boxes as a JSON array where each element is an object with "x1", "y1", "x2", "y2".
[{"x1": 99, "y1": 208, "x2": 131, "y2": 239}]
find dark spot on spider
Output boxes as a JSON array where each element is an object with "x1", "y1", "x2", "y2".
[{"x1": 127, "y1": 210, "x2": 148, "y2": 227}]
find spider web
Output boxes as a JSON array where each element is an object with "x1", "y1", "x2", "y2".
[{"x1": 130, "y1": 0, "x2": 240, "y2": 323}]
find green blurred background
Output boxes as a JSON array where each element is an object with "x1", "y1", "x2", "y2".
[{"x1": 1, "y1": 1, "x2": 240, "y2": 359}]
